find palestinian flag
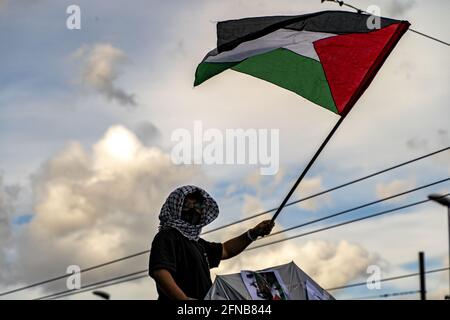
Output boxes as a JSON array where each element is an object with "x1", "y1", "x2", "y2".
[{"x1": 195, "y1": 11, "x2": 410, "y2": 116}]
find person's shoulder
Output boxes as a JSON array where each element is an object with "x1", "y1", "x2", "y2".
[{"x1": 153, "y1": 227, "x2": 181, "y2": 241}]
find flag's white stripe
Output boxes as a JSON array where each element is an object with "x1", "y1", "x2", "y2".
[{"x1": 206, "y1": 29, "x2": 336, "y2": 63}]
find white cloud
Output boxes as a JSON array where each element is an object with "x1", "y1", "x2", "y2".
[
  {"x1": 241, "y1": 194, "x2": 265, "y2": 216},
  {"x1": 1, "y1": 125, "x2": 205, "y2": 297},
  {"x1": 273, "y1": 167, "x2": 285, "y2": 186},
  {"x1": 375, "y1": 178, "x2": 416, "y2": 201},
  {"x1": 245, "y1": 171, "x2": 262, "y2": 190},
  {"x1": 224, "y1": 184, "x2": 237, "y2": 197},
  {"x1": 304, "y1": 205, "x2": 448, "y2": 268},
  {"x1": 243, "y1": 168, "x2": 285, "y2": 198},
  {"x1": 296, "y1": 177, "x2": 331, "y2": 211},
  {"x1": 73, "y1": 44, "x2": 136, "y2": 107}
]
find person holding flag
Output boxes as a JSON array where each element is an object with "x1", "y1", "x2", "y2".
[{"x1": 149, "y1": 185, "x2": 274, "y2": 300}]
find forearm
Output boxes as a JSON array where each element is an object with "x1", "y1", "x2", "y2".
[
  {"x1": 152, "y1": 269, "x2": 190, "y2": 300},
  {"x1": 222, "y1": 231, "x2": 253, "y2": 259}
]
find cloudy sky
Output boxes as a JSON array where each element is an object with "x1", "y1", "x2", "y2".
[{"x1": 0, "y1": 0, "x2": 449, "y2": 300}]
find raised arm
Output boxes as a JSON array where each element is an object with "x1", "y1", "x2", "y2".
[{"x1": 221, "y1": 220, "x2": 274, "y2": 260}]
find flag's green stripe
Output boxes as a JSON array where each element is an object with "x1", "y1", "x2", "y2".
[
  {"x1": 232, "y1": 48, "x2": 337, "y2": 113},
  {"x1": 194, "y1": 48, "x2": 337, "y2": 113},
  {"x1": 194, "y1": 61, "x2": 239, "y2": 86}
]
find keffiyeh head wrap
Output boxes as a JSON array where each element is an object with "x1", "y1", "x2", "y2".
[{"x1": 159, "y1": 185, "x2": 219, "y2": 241}]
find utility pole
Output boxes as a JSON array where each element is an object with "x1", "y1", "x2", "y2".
[{"x1": 419, "y1": 251, "x2": 426, "y2": 301}]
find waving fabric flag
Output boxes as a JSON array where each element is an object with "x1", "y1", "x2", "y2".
[{"x1": 195, "y1": 11, "x2": 410, "y2": 116}]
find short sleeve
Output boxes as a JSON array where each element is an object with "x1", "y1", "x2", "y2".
[
  {"x1": 148, "y1": 230, "x2": 178, "y2": 277},
  {"x1": 200, "y1": 239, "x2": 223, "y2": 269}
]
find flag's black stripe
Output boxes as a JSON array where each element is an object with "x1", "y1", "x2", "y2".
[{"x1": 217, "y1": 10, "x2": 401, "y2": 53}]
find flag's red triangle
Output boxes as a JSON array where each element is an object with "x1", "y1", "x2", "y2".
[{"x1": 314, "y1": 22, "x2": 409, "y2": 115}]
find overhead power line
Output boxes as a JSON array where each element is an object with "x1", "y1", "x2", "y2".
[{"x1": 350, "y1": 290, "x2": 420, "y2": 300}]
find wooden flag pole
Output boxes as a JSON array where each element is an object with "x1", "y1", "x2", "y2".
[{"x1": 271, "y1": 115, "x2": 346, "y2": 222}]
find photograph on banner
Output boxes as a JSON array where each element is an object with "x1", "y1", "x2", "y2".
[{"x1": 241, "y1": 270, "x2": 290, "y2": 300}]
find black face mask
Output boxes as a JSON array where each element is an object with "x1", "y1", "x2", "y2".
[{"x1": 180, "y1": 208, "x2": 202, "y2": 225}]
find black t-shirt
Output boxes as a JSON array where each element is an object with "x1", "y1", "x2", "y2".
[{"x1": 148, "y1": 227, "x2": 223, "y2": 300}]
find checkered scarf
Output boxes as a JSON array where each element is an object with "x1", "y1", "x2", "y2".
[{"x1": 158, "y1": 185, "x2": 219, "y2": 241}]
